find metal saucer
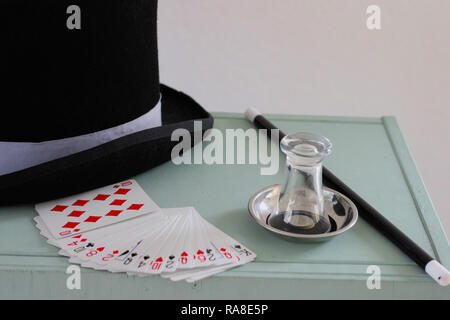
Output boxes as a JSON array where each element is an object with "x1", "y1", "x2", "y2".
[{"x1": 248, "y1": 184, "x2": 358, "y2": 242}]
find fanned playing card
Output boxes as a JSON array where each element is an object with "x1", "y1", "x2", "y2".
[
  {"x1": 35, "y1": 179, "x2": 159, "y2": 239},
  {"x1": 34, "y1": 188, "x2": 257, "y2": 282}
]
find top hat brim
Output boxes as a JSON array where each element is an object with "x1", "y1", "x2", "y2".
[{"x1": 0, "y1": 84, "x2": 213, "y2": 205}]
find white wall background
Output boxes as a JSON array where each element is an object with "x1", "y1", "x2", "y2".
[{"x1": 157, "y1": 0, "x2": 450, "y2": 238}]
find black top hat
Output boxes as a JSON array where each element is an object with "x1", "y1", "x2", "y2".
[{"x1": 0, "y1": 0, "x2": 213, "y2": 204}]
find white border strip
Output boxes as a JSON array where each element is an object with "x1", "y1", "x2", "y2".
[{"x1": 0, "y1": 98, "x2": 162, "y2": 176}]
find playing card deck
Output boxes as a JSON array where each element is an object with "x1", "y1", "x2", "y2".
[{"x1": 34, "y1": 180, "x2": 256, "y2": 282}]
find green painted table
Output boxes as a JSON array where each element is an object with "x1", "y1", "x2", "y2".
[{"x1": 0, "y1": 113, "x2": 449, "y2": 299}]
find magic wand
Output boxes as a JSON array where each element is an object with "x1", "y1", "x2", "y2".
[{"x1": 245, "y1": 107, "x2": 449, "y2": 286}]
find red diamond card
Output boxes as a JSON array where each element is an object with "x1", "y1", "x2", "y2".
[{"x1": 35, "y1": 179, "x2": 160, "y2": 239}]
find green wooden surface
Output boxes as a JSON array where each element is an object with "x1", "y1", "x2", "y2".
[{"x1": 0, "y1": 112, "x2": 449, "y2": 299}]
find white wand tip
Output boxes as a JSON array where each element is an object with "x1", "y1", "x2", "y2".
[
  {"x1": 244, "y1": 107, "x2": 262, "y2": 122},
  {"x1": 425, "y1": 260, "x2": 450, "y2": 286}
]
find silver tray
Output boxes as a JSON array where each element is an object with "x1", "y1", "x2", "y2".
[{"x1": 248, "y1": 184, "x2": 358, "y2": 242}]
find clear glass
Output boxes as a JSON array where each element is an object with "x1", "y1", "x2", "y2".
[{"x1": 268, "y1": 132, "x2": 332, "y2": 234}]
